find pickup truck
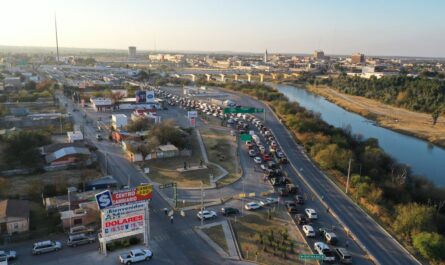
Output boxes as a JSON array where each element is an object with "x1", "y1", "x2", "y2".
[{"x1": 119, "y1": 248, "x2": 153, "y2": 264}]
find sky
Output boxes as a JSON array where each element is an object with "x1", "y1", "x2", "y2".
[{"x1": 1, "y1": 0, "x2": 444, "y2": 57}]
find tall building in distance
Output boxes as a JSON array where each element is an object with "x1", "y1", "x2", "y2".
[
  {"x1": 128, "y1": 46, "x2": 137, "y2": 59},
  {"x1": 264, "y1": 49, "x2": 268, "y2": 63},
  {"x1": 351, "y1": 53, "x2": 365, "y2": 64},
  {"x1": 313, "y1": 50, "x2": 325, "y2": 61}
]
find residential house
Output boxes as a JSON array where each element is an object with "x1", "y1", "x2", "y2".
[
  {"x1": 44, "y1": 146, "x2": 91, "y2": 166},
  {"x1": 0, "y1": 199, "x2": 30, "y2": 234}
]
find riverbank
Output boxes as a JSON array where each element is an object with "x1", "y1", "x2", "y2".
[{"x1": 307, "y1": 84, "x2": 445, "y2": 148}]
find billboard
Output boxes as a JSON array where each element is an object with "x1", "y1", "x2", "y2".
[
  {"x1": 111, "y1": 185, "x2": 153, "y2": 205},
  {"x1": 135, "y1": 90, "x2": 155, "y2": 103},
  {"x1": 135, "y1": 90, "x2": 146, "y2": 103},
  {"x1": 146, "y1": 91, "x2": 155, "y2": 103},
  {"x1": 102, "y1": 202, "x2": 146, "y2": 221},
  {"x1": 103, "y1": 213, "x2": 145, "y2": 237},
  {"x1": 187, "y1": 111, "x2": 198, "y2": 118},
  {"x1": 95, "y1": 185, "x2": 152, "y2": 209}
]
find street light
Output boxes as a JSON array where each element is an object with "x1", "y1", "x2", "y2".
[{"x1": 67, "y1": 187, "x2": 77, "y2": 231}]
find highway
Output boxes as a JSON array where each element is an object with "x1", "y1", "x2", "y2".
[{"x1": 232, "y1": 90, "x2": 420, "y2": 265}]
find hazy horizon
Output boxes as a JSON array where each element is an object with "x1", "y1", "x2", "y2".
[{"x1": 1, "y1": 0, "x2": 444, "y2": 57}]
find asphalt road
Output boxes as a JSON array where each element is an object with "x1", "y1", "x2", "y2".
[{"x1": 232, "y1": 89, "x2": 421, "y2": 265}]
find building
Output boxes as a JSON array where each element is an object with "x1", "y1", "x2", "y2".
[
  {"x1": 0, "y1": 199, "x2": 30, "y2": 234},
  {"x1": 67, "y1": 131, "x2": 84, "y2": 143},
  {"x1": 351, "y1": 53, "x2": 365, "y2": 65},
  {"x1": 264, "y1": 49, "x2": 268, "y2": 63},
  {"x1": 157, "y1": 144, "x2": 179, "y2": 158},
  {"x1": 313, "y1": 50, "x2": 325, "y2": 61},
  {"x1": 3, "y1": 77, "x2": 22, "y2": 89},
  {"x1": 85, "y1": 176, "x2": 119, "y2": 191},
  {"x1": 45, "y1": 146, "x2": 91, "y2": 166},
  {"x1": 128, "y1": 46, "x2": 137, "y2": 59},
  {"x1": 90, "y1": 97, "x2": 113, "y2": 112},
  {"x1": 112, "y1": 114, "x2": 128, "y2": 130}
]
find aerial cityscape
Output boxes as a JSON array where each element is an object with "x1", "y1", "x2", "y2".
[{"x1": 0, "y1": 1, "x2": 445, "y2": 265}]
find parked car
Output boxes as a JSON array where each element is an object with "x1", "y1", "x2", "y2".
[
  {"x1": 67, "y1": 233, "x2": 96, "y2": 247},
  {"x1": 259, "y1": 197, "x2": 279, "y2": 206},
  {"x1": 279, "y1": 188, "x2": 289, "y2": 197},
  {"x1": 314, "y1": 242, "x2": 336, "y2": 262},
  {"x1": 334, "y1": 248, "x2": 352, "y2": 264},
  {"x1": 32, "y1": 240, "x2": 62, "y2": 255},
  {"x1": 245, "y1": 202, "x2": 261, "y2": 210},
  {"x1": 248, "y1": 149, "x2": 257, "y2": 157},
  {"x1": 302, "y1": 225, "x2": 316, "y2": 237},
  {"x1": 286, "y1": 184, "x2": 299, "y2": 194},
  {"x1": 285, "y1": 202, "x2": 298, "y2": 213},
  {"x1": 220, "y1": 207, "x2": 239, "y2": 216},
  {"x1": 197, "y1": 210, "x2": 217, "y2": 220},
  {"x1": 253, "y1": 156, "x2": 262, "y2": 164},
  {"x1": 295, "y1": 195, "x2": 305, "y2": 205},
  {"x1": 69, "y1": 225, "x2": 95, "y2": 235},
  {"x1": 305, "y1": 208, "x2": 318, "y2": 220},
  {"x1": 295, "y1": 214, "x2": 308, "y2": 225},
  {"x1": 119, "y1": 248, "x2": 153, "y2": 264},
  {"x1": 262, "y1": 154, "x2": 272, "y2": 161},
  {"x1": 0, "y1": 250, "x2": 16, "y2": 260}
]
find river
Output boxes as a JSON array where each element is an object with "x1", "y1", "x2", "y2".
[{"x1": 272, "y1": 83, "x2": 445, "y2": 187}]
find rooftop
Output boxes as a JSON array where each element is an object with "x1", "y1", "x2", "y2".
[{"x1": 0, "y1": 199, "x2": 30, "y2": 219}]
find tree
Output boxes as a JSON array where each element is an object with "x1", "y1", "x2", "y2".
[
  {"x1": 412, "y1": 232, "x2": 445, "y2": 261},
  {"x1": 432, "y1": 110, "x2": 440, "y2": 126},
  {"x1": 392, "y1": 203, "x2": 436, "y2": 239}
]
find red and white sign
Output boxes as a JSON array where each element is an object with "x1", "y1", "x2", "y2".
[
  {"x1": 103, "y1": 214, "x2": 144, "y2": 236},
  {"x1": 111, "y1": 185, "x2": 152, "y2": 205}
]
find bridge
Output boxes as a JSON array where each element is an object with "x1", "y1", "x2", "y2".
[{"x1": 173, "y1": 69, "x2": 301, "y2": 83}]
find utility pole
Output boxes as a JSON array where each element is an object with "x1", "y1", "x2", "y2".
[
  {"x1": 241, "y1": 176, "x2": 245, "y2": 217},
  {"x1": 144, "y1": 200, "x2": 150, "y2": 247},
  {"x1": 54, "y1": 13, "x2": 60, "y2": 63},
  {"x1": 200, "y1": 181, "x2": 204, "y2": 226},
  {"x1": 346, "y1": 158, "x2": 352, "y2": 194}
]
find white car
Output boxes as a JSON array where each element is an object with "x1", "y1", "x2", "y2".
[
  {"x1": 119, "y1": 248, "x2": 153, "y2": 264},
  {"x1": 259, "y1": 197, "x2": 279, "y2": 206},
  {"x1": 314, "y1": 242, "x2": 336, "y2": 262},
  {"x1": 197, "y1": 210, "x2": 217, "y2": 220},
  {"x1": 305, "y1": 208, "x2": 318, "y2": 220},
  {"x1": 0, "y1": 250, "x2": 16, "y2": 260},
  {"x1": 258, "y1": 145, "x2": 266, "y2": 153},
  {"x1": 248, "y1": 149, "x2": 257, "y2": 157},
  {"x1": 253, "y1": 156, "x2": 262, "y2": 164},
  {"x1": 302, "y1": 225, "x2": 315, "y2": 237},
  {"x1": 245, "y1": 202, "x2": 261, "y2": 210}
]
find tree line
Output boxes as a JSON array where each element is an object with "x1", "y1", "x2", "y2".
[{"x1": 200, "y1": 80, "x2": 445, "y2": 263}]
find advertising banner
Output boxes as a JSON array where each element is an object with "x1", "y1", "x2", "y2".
[
  {"x1": 135, "y1": 90, "x2": 147, "y2": 103},
  {"x1": 146, "y1": 91, "x2": 155, "y2": 103},
  {"x1": 102, "y1": 202, "x2": 146, "y2": 221},
  {"x1": 95, "y1": 190, "x2": 113, "y2": 210},
  {"x1": 111, "y1": 185, "x2": 153, "y2": 205},
  {"x1": 103, "y1": 213, "x2": 145, "y2": 236}
]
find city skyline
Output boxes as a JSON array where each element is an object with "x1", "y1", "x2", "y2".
[{"x1": 1, "y1": 0, "x2": 445, "y2": 57}]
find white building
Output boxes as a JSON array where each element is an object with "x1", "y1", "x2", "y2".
[
  {"x1": 90, "y1": 97, "x2": 113, "y2": 112},
  {"x1": 112, "y1": 114, "x2": 128, "y2": 130},
  {"x1": 67, "y1": 131, "x2": 84, "y2": 143}
]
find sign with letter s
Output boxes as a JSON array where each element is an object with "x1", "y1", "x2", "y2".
[{"x1": 95, "y1": 190, "x2": 113, "y2": 209}]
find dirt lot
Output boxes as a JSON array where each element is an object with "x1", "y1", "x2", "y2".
[
  {"x1": 0, "y1": 169, "x2": 101, "y2": 197},
  {"x1": 200, "y1": 126, "x2": 241, "y2": 186},
  {"x1": 308, "y1": 85, "x2": 445, "y2": 147}
]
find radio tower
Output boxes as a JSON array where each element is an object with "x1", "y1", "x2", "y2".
[{"x1": 54, "y1": 13, "x2": 60, "y2": 63}]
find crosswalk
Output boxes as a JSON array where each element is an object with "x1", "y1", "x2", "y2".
[{"x1": 152, "y1": 228, "x2": 195, "y2": 242}]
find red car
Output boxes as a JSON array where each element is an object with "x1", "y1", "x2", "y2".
[{"x1": 263, "y1": 154, "x2": 272, "y2": 161}]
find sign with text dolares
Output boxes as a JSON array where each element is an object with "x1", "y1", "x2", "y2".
[{"x1": 103, "y1": 213, "x2": 145, "y2": 236}]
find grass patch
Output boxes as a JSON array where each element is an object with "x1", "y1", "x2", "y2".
[
  {"x1": 141, "y1": 131, "x2": 223, "y2": 187},
  {"x1": 200, "y1": 127, "x2": 241, "y2": 186},
  {"x1": 231, "y1": 210, "x2": 314, "y2": 265},
  {"x1": 202, "y1": 224, "x2": 229, "y2": 254}
]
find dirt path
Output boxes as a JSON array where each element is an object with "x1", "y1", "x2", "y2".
[{"x1": 308, "y1": 85, "x2": 445, "y2": 147}]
